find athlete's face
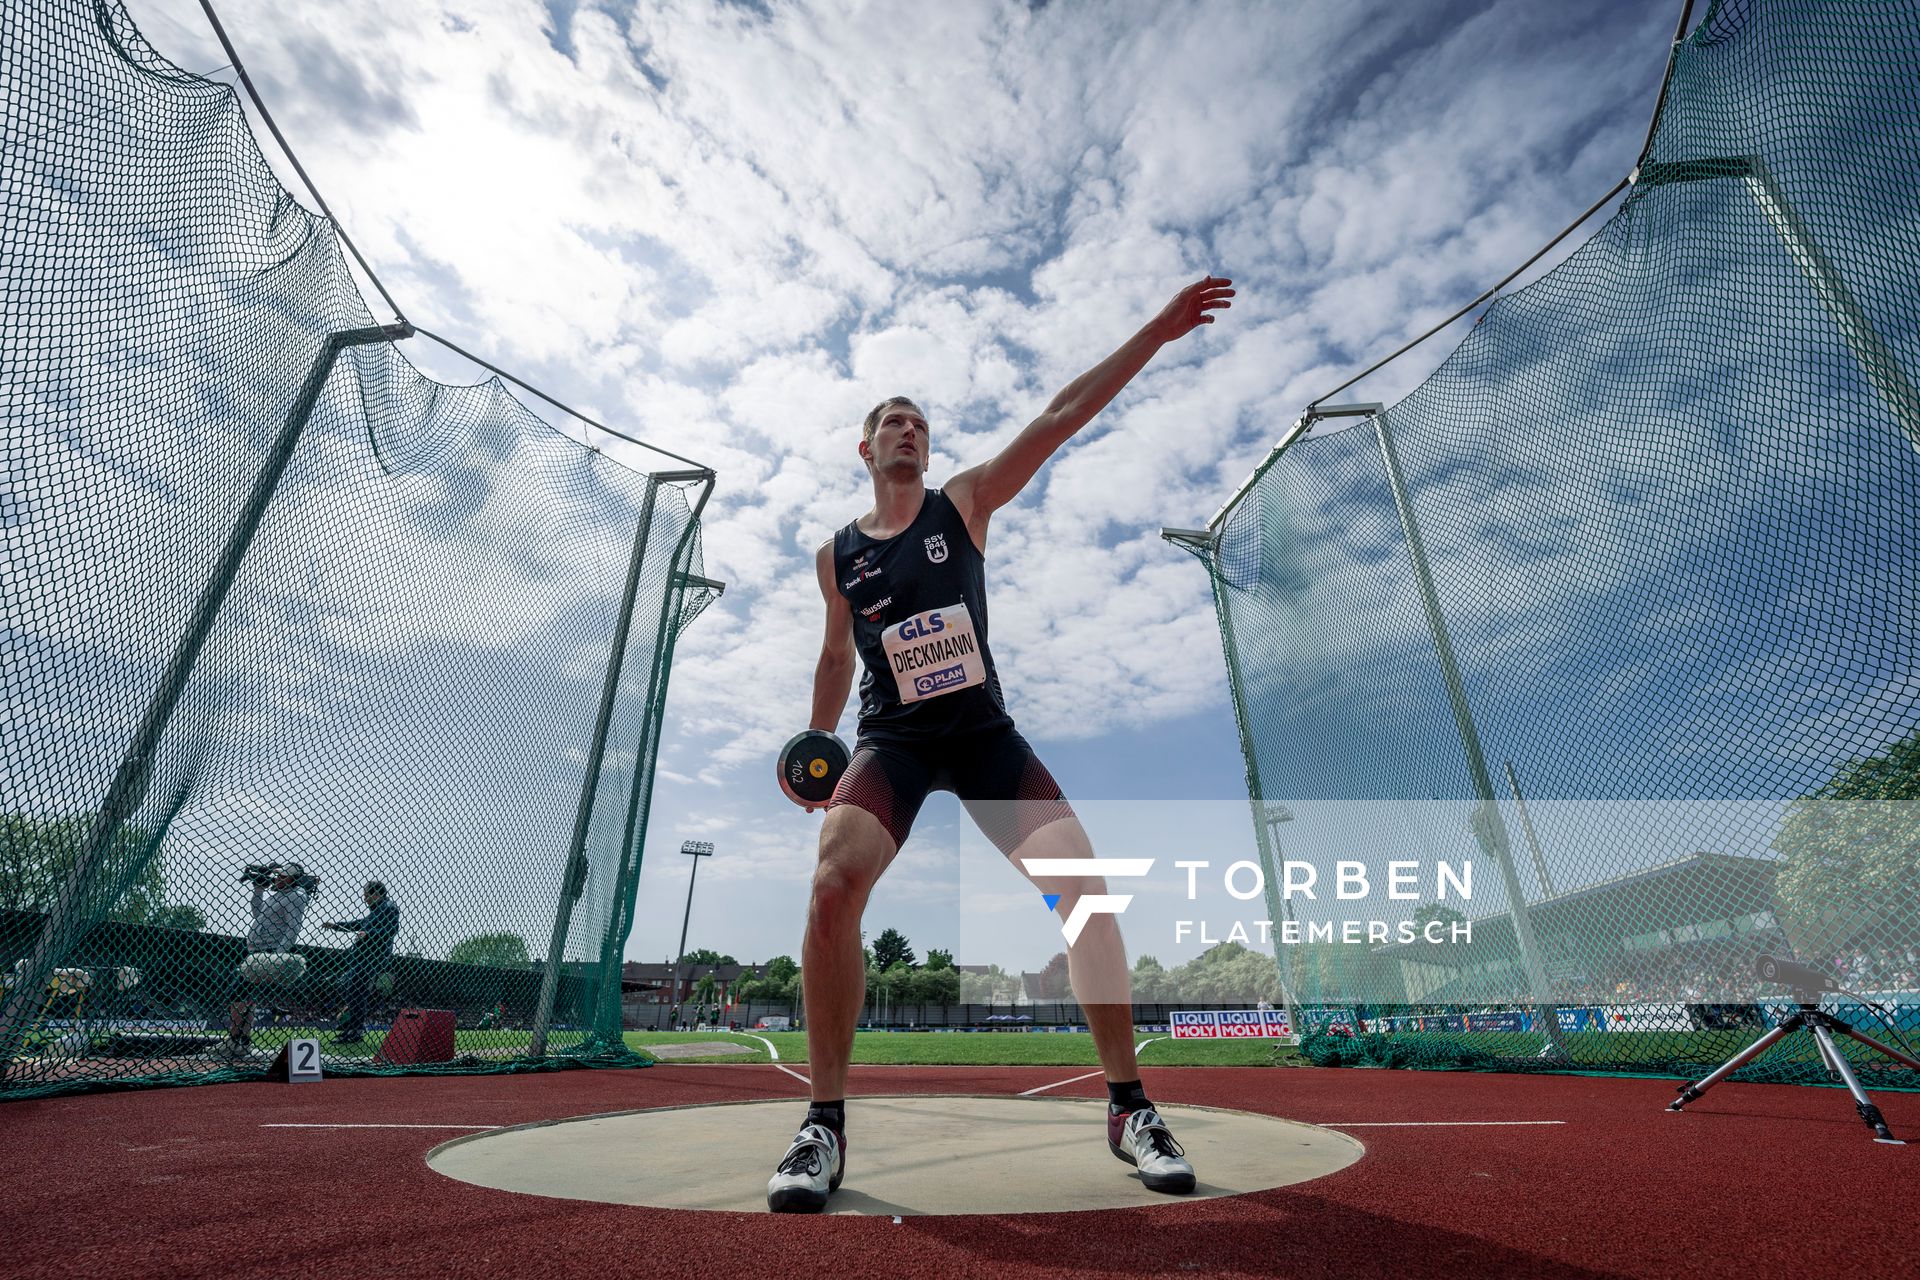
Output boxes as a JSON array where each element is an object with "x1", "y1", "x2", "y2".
[{"x1": 863, "y1": 404, "x2": 928, "y2": 479}]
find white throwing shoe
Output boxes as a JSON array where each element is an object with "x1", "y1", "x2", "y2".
[
  {"x1": 766, "y1": 1122, "x2": 845, "y2": 1213},
  {"x1": 1108, "y1": 1106, "x2": 1197, "y2": 1194}
]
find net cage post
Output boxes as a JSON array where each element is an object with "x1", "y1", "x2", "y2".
[
  {"x1": 0, "y1": 323, "x2": 411, "y2": 1074},
  {"x1": 529, "y1": 475, "x2": 664, "y2": 1056},
  {"x1": 528, "y1": 468, "x2": 714, "y2": 1056},
  {"x1": 1261, "y1": 804, "x2": 1302, "y2": 1039},
  {"x1": 586, "y1": 478, "x2": 723, "y2": 1041},
  {"x1": 589, "y1": 575, "x2": 711, "y2": 1039},
  {"x1": 1159, "y1": 524, "x2": 1300, "y2": 1035},
  {"x1": 595, "y1": 502, "x2": 720, "y2": 1038},
  {"x1": 1370, "y1": 408, "x2": 1570, "y2": 1059},
  {"x1": 1634, "y1": 155, "x2": 1920, "y2": 455}
]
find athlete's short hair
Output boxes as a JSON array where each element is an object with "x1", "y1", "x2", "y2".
[{"x1": 862, "y1": 396, "x2": 924, "y2": 447}]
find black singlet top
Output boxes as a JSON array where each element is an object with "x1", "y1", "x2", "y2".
[{"x1": 833, "y1": 488, "x2": 1013, "y2": 742}]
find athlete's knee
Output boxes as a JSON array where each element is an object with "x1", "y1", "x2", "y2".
[
  {"x1": 807, "y1": 862, "x2": 870, "y2": 928},
  {"x1": 809, "y1": 814, "x2": 889, "y2": 924}
]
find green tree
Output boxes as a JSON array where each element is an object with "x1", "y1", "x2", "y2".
[
  {"x1": 924, "y1": 948, "x2": 955, "y2": 971},
  {"x1": 693, "y1": 972, "x2": 718, "y2": 1010},
  {"x1": 1033, "y1": 950, "x2": 1072, "y2": 1000},
  {"x1": 1411, "y1": 903, "x2": 1468, "y2": 936},
  {"x1": 735, "y1": 956, "x2": 801, "y2": 1003},
  {"x1": 879, "y1": 960, "x2": 914, "y2": 999},
  {"x1": 1130, "y1": 954, "x2": 1168, "y2": 1002},
  {"x1": 764, "y1": 954, "x2": 799, "y2": 984},
  {"x1": 1163, "y1": 942, "x2": 1281, "y2": 1005},
  {"x1": 0, "y1": 814, "x2": 204, "y2": 929},
  {"x1": 1774, "y1": 731, "x2": 1920, "y2": 954},
  {"x1": 447, "y1": 932, "x2": 532, "y2": 968},
  {"x1": 147, "y1": 903, "x2": 207, "y2": 932},
  {"x1": 959, "y1": 963, "x2": 1016, "y2": 1003},
  {"x1": 908, "y1": 965, "x2": 960, "y2": 1004},
  {"x1": 681, "y1": 947, "x2": 735, "y2": 965},
  {"x1": 872, "y1": 927, "x2": 915, "y2": 970}
]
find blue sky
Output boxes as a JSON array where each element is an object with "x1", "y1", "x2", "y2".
[{"x1": 97, "y1": 0, "x2": 1703, "y2": 972}]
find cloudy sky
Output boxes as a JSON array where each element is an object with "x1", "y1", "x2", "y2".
[{"x1": 122, "y1": 0, "x2": 1684, "y2": 971}]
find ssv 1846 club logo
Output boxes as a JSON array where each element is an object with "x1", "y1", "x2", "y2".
[
  {"x1": 1020, "y1": 859, "x2": 1155, "y2": 944},
  {"x1": 924, "y1": 532, "x2": 949, "y2": 563}
]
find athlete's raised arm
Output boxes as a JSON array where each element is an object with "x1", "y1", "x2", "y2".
[
  {"x1": 811, "y1": 539, "x2": 856, "y2": 734},
  {"x1": 946, "y1": 275, "x2": 1233, "y2": 530}
]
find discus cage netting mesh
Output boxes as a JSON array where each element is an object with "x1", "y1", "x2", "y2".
[
  {"x1": 1, "y1": 0, "x2": 719, "y2": 1099},
  {"x1": 1185, "y1": 0, "x2": 1920, "y2": 1084}
]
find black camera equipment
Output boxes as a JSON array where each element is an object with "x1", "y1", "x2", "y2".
[
  {"x1": 1666, "y1": 953, "x2": 1920, "y2": 1144},
  {"x1": 1752, "y1": 953, "x2": 1838, "y2": 994},
  {"x1": 238, "y1": 863, "x2": 319, "y2": 893}
]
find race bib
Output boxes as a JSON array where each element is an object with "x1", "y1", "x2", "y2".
[{"x1": 882, "y1": 603, "x2": 985, "y2": 703}]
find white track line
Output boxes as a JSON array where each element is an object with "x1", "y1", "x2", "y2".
[
  {"x1": 644, "y1": 1031, "x2": 809, "y2": 1085},
  {"x1": 1313, "y1": 1120, "x2": 1567, "y2": 1127},
  {"x1": 1019, "y1": 1068, "x2": 1104, "y2": 1096},
  {"x1": 720, "y1": 1031, "x2": 783, "y2": 1061},
  {"x1": 1017, "y1": 1037, "x2": 1167, "y2": 1096},
  {"x1": 261, "y1": 1123, "x2": 498, "y2": 1130},
  {"x1": 720, "y1": 1031, "x2": 810, "y2": 1085}
]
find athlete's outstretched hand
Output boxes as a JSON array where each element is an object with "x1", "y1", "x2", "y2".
[{"x1": 1149, "y1": 275, "x2": 1234, "y2": 343}]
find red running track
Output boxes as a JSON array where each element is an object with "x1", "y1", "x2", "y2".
[{"x1": 1, "y1": 1064, "x2": 1915, "y2": 1279}]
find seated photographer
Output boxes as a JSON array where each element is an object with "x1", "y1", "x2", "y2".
[
  {"x1": 218, "y1": 863, "x2": 312, "y2": 1062},
  {"x1": 321, "y1": 880, "x2": 398, "y2": 1045}
]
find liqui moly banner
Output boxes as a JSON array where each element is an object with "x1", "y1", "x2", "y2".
[{"x1": 1170, "y1": 1009, "x2": 1292, "y2": 1038}]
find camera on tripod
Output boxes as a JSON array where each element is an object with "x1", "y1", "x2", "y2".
[
  {"x1": 1665, "y1": 950, "x2": 1920, "y2": 1144},
  {"x1": 238, "y1": 863, "x2": 319, "y2": 894},
  {"x1": 1753, "y1": 952, "x2": 1838, "y2": 996}
]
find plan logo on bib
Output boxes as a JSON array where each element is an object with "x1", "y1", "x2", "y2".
[{"x1": 923, "y1": 532, "x2": 949, "y2": 563}]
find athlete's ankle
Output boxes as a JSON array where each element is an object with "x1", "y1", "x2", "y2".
[
  {"x1": 805, "y1": 1099, "x2": 846, "y2": 1133},
  {"x1": 1106, "y1": 1078, "x2": 1151, "y2": 1115}
]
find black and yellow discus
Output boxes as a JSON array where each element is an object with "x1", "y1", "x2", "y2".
[{"x1": 777, "y1": 730, "x2": 850, "y2": 809}]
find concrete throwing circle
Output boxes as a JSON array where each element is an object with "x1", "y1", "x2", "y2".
[{"x1": 427, "y1": 1095, "x2": 1363, "y2": 1216}]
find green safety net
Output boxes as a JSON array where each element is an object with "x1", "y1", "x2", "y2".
[
  {"x1": 1187, "y1": 0, "x2": 1920, "y2": 1085},
  {"x1": 1, "y1": 1, "x2": 719, "y2": 1099}
]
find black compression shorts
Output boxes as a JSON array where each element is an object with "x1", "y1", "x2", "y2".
[{"x1": 826, "y1": 725, "x2": 1075, "y2": 853}]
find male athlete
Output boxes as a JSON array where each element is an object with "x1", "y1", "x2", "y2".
[{"x1": 767, "y1": 275, "x2": 1234, "y2": 1212}]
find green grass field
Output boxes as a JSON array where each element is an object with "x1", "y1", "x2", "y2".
[{"x1": 623, "y1": 1029, "x2": 1301, "y2": 1067}]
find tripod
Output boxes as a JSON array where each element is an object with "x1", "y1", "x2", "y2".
[{"x1": 1667, "y1": 992, "x2": 1920, "y2": 1144}]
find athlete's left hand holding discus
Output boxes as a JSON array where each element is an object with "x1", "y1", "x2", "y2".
[{"x1": 765, "y1": 274, "x2": 1229, "y2": 1213}]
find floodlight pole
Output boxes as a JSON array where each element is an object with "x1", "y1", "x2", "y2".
[
  {"x1": 1635, "y1": 155, "x2": 1920, "y2": 455},
  {"x1": 531, "y1": 476, "x2": 663, "y2": 1057},
  {"x1": 1369, "y1": 407, "x2": 1570, "y2": 1060},
  {"x1": 0, "y1": 322, "x2": 411, "y2": 1073},
  {"x1": 1503, "y1": 760, "x2": 1559, "y2": 900},
  {"x1": 669, "y1": 840, "x2": 715, "y2": 1017}
]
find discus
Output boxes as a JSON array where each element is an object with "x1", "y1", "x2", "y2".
[{"x1": 778, "y1": 730, "x2": 850, "y2": 808}]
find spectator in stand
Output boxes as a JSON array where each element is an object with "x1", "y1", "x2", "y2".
[{"x1": 321, "y1": 881, "x2": 399, "y2": 1045}]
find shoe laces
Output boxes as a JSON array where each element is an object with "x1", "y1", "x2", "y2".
[
  {"x1": 777, "y1": 1128, "x2": 830, "y2": 1177},
  {"x1": 1129, "y1": 1110, "x2": 1186, "y2": 1160}
]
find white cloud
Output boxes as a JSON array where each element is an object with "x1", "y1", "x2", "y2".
[{"x1": 37, "y1": 0, "x2": 1698, "y2": 962}]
